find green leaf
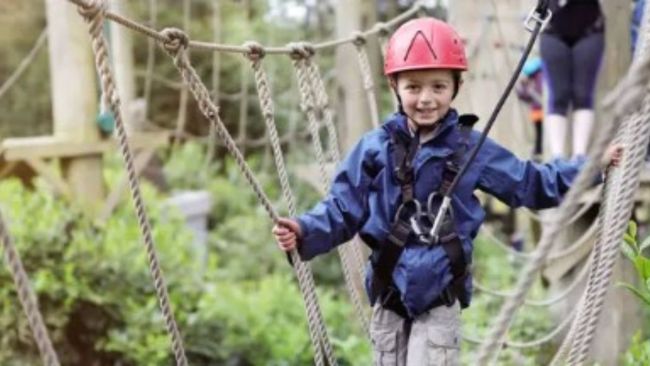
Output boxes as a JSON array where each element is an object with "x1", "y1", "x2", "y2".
[
  {"x1": 628, "y1": 221, "x2": 638, "y2": 241},
  {"x1": 639, "y1": 234, "x2": 650, "y2": 253},
  {"x1": 624, "y1": 233, "x2": 638, "y2": 253},
  {"x1": 617, "y1": 282, "x2": 650, "y2": 307},
  {"x1": 634, "y1": 256, "x2": 650, "y2": 282},
  {"x1": 621, "y1": 239, "x2": 637, "y2": 262}
]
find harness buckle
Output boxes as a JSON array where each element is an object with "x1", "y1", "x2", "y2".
[{"x1": 523, "y1": 6, "x2": 552, "y2": 33}]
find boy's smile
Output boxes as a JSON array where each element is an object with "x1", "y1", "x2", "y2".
[{"x1": 395, "y1": 69, "x2": 459, "y2": 133}]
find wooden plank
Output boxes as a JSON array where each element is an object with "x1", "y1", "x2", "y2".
[{"x1": 1, "y1": 132, "x2": 169, "y2": 161}]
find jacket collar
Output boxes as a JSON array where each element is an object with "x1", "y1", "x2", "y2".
[{"x1": 383, "y1": 108, "x2": 459, "y2": 143}]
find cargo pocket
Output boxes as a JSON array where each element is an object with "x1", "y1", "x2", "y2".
[
  {"x1": 371, "y1": 329, "x2": 398, "y2": 366},
  {"x1": 426, "y1": 327, "x2": 460, "y2": 366}
]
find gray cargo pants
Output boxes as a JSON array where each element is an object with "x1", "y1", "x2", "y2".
[{"x1": 370, "y1": 301, "x2": 461, "y2": 366}]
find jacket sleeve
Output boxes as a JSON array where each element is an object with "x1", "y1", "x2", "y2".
[
  {"x1": 296, "y1": 133, "x2": 380, "y2": 261},
  {"x1": 476, "y1": 137, "x2": 587, "y2": 209}
]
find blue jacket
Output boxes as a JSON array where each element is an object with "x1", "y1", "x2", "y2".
[{"x1": 297, "y1": 109, "x2": 585, "y2": 317}]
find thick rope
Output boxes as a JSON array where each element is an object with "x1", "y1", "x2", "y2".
[
  {"x1": 567, "y1": 94, "x2": 650, "y2": 366},
  {"x1": 156, "y1": 29, "x2": 339, "y2": 365},
  {"x1": 0, "y1": 209, "x2": 61, "y2": 366},
  {"x1": 288, "y1": 44, "x2": 370, "y2": 335},
  {"x1": 474, "y1": 41, "x2": 650, "y2": 364},
  {"x1": 0, "y1": 28, "x2": 47, "y2": 101},
  {"x1": 242, "y1": 44, "x2": 328, "y2": 366},
  {"x1": 74, "y1": 2, "x2": 189, "y2": 364},
  {"x1": 561, "y1": 4, "x2": 650, "y2": 362},
  {"x1": 351, "y1": 32, "x2": 380, "y2": 128},
  {"x1": 304, "y1": 57, "x2": 368, "y2": 287},
  {"x1": 67, "y1": 0, "x2": 424, "y2": 55}
]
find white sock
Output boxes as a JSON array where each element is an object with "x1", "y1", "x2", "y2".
[
  {"x1": 572, "y1": 109, "x2": 595, "y2": 157},
  {"x1": 546, "y1": 114, "x2": 568, "y2": 158}
]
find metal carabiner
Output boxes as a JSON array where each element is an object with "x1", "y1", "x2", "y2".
[
  {"x1": 428, "y1": 195, "x2": 453, "y2": 245},
  {"x1": 524, "y1": 6, "x2": 552, "y2": 33},
  {"x1": 393, "y1": 199, "x2": 422, "y2": 225}
]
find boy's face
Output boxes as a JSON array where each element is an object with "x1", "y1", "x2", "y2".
[{"x1": 395, "y1": 69, "x2": 457, "y2": 131}]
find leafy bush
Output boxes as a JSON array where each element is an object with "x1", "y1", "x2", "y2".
[{"x1": 0, "y1": 177, "x2": 369, "y2": 365}]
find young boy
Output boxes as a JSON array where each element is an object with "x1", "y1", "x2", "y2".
[{"x1": 273, "y1": 18, "x2": 621, "y2": 365}]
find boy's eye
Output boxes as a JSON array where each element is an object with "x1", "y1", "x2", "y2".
[{"x1": 434, "y1": 83, "x2": 448, "y2": 90}]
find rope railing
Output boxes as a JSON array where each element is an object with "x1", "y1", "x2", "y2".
[
  {"x1": 0, "y1": 209, "x2": 61, "y2": 366},
  {"x1": 65, "y1": 0, "x2": 424, "y2": 56}
]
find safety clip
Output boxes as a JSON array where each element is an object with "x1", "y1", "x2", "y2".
[{"x1": 523, "y1": 6, "x2": 552, "y2": 33}]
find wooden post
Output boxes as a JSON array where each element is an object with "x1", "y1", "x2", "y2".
[
  {"x1": 335, "y1": 0, "x2": 371, "y2": 151},
  {"x1": 45, "y1": 0, "x2": 105, "y2": 211}
]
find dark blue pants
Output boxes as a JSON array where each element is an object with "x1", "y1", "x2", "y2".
[{"x1": 540, "y1": 31, "x2": 604, "y2": 115}]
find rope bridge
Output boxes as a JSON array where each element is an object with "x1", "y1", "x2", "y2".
[{"x1": 1, "y1": 0, "x2": 649, "y2": 365}]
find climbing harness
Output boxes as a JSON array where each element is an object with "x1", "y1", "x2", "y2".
[{"x1": 370, "y1": 114, "x2": 478, "y2": 318}]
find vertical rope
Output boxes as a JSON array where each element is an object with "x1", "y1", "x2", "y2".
[
  {"x1": 304, "y1": 59, "x2": 368, "y2": 289},
  {"x1": 289, "y1": 43, "x2": 370, "y2": 335},
  {"x1": 0, "y1": 209, "x2": 61, "y2": 366},
  {"x1": 351, "y1": 32, "x2": 380, "y2": 128},
  {"x1": 241, "y1": 42, "x2": 327, "y2": 366},
  {"x1": 75, "y1": 2, "x2": 189, "y2": 365}
]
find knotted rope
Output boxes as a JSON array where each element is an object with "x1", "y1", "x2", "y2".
[
  {"x1": 288, "y1": 42, "x2": 371, "y2": 335},
  {"x1": 351, "y1": 31, "x2": 380, "y2": 128},
  {"x1": 75, "y1": 2, "x2": 189, "y2": 364},
  {"x1": 241, "y1": 40, "x2": 334, "y2": 366}
]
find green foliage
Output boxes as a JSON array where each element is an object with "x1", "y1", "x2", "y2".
[
  {"x1": 622, "y1": 331, "x2": 650, "y2": 366},
  {"x1": 462, "y1": 233, "x2": 554, "y2": 366},
  {"x1": 619, "y1": 221, "x2": 650, "y2": 307},
  {"x1": 619, "y1": 221, "x2": 650, "y2": 364},
  {"x1": 0, "y1": 160, "x2": 367, "y2": 364}
]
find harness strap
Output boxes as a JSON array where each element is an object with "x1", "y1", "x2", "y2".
[{"x1": 371, "y1": 114, "x2": 478, "y2": 313}]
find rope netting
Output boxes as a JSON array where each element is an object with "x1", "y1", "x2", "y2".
[{"x1": 3, "y1": 0, "x2": 650, "y2": 364}]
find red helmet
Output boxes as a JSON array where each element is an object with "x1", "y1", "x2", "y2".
[{"x1": 384, "y1": 18, "x2": 467, "y2": 75}]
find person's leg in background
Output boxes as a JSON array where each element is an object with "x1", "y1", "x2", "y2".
[
  {"x1": 540, "y1": 33, "x2": 573, "y2": 158},
  {"x1": 571, "y1": 31, "x2": 605, "y2": 157}
]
